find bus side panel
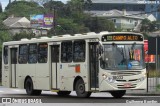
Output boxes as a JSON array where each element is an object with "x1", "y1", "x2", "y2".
[
  {"x1": 2, "y1": 64, "x2": 10, "y2": 88},
  {"x1": 17, "y1": 64, "x2": 36, "y2": 89},
  {"x1": 2, "y1": 48, "x2": 11, "y2": 88},
  {"x1": 35, "y1": 64, "x2": 50, "y2": 90},
  {"x1": 59, "y1": 64, "x2": 89, "y2": 91},
  {"x1": 59, "y1": 63, "x2": 74, "y2": 91}
]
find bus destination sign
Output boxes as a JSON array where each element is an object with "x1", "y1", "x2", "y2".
[{"x1": 102, "y1": 34, "x2": 143, "y2": 42}]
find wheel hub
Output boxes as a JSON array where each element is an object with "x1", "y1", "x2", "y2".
[{"x1": 78, "y1": 84, "x2": 85, "y2": 93}]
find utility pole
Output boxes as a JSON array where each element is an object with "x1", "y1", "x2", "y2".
[{"x1": 9, "y1": 0, "x2": 11, "y2": 4}]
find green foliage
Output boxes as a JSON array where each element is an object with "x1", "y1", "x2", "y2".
[
  {"x1": 85, "y1": 17, "x2": 115, "y2": 32},
  {"x1": 5, "y1": 1, "x2": 47, "y2": 18},
  {"x1": 148, "y1": 70, "x2": 160, "y2": 78},
  {"x1": 48, "y1": 18, "x2": 89, "y2": 36},
  {"x1": 11, "y1": 31, "x2": 35, "y2": 41},
  {"x1": 141, "y1": 19, "x2": 157, "y2": 32},
  {"x1": 157, "y1": 84, "x2": 160, "y2": 91},
  {"x1": 142, "y1": 32, "x2": 149, "y2": 40}
]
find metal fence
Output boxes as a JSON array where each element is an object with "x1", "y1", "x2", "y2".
[{"x1": 147, "y1": 63, "x2": 160, "y2": 92}]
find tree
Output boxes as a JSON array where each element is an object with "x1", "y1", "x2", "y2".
[
  {"x1": 12, "y1": 31, "x2": 35, "y2": 41},
  {"x1": 5, "y1": 1, "x2": 47, "y2": 18},
  {"x1": 48, "y1": 18, "x2": 89, "y2": 36},
  {"x1": 0, "y1": 23, "x2": 12, "y2": 70},
  {"x1": 85, "y1": 17, "x2": 115, "y2": 32},
  {"x1": 140, "y1": 19, "x2": 157, "y2": 32}
]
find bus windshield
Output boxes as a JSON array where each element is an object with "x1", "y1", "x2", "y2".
[{"x1": 100, "y1": 44, "x2": 145, "y2": 70}]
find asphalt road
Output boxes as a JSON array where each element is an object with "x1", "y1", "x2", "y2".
[{"x1": 0, "y1": 86, "x2": 160, "y2": 103}]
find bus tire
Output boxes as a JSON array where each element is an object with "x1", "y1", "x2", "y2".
[
  {"x1": 25, "y1": 78, "x2": 42, "y2": 96},
  {"x1": 110, "y1": 90, "x2": 126, "y2": 98},
  {"x1": 25, "y1": 78, "x2": 34, "y2": 95},
  {"x1": 57, "y1": 91, "x2": 71, "y2": 96},
  {"x1": 75, "y1": 79, "x2": 91, "y2": 98}
]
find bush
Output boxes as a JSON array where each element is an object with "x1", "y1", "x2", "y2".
[{"x1": 147, "y1": 70, "x2": 160, "y2": 78}]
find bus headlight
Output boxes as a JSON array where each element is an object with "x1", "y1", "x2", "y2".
[
  {"x1": 137, "y1": 77, "x2": 145, "y2": 82},
  {"x1": 107, "y1": 77, "x2": 116, "y2": 83}
]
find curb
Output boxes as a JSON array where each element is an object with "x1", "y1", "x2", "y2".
[{"x1": 126, "y1": 93, "x2": 160, "y2": 96}]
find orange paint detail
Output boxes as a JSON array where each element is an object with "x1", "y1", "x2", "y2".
[{"x1": 75, "y1": 65, "x2": 80, "y2": 73}]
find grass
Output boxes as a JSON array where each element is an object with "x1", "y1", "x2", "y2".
[{"x1": 156, "y1": 84, "x2": 160, "y2": 91}]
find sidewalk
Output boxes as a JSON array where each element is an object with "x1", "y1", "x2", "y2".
[{"x1": 126, "y1": 90, "x2": 160, "y2": 96}]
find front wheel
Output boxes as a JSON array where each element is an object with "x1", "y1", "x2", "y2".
[
  {"x1": 110, "y1": 90, "x2": 126, "y2": 98},
  {"x1": 75, "y1": 79, "x2": 91, "y2": 98}
]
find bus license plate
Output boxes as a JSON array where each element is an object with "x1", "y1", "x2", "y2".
[
  {"x1": 124, "y1": 83, "x2": 132, "y2": 87},
  {"x1": 113, "y1": 76, "x2": 123, "y2": 80}
]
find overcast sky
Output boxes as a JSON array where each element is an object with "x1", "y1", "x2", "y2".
[{"x1": 0, "y1": 0, "x2": 69, "y2": 10}]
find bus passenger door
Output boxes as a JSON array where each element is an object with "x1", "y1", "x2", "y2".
[
  {"x1": 10, "y1": 48, "x2": 17, "y2": 88},
  {"x1": 51, "y1": 45, "x2": 60, "y2": 89},
  {"x1": 89, "y1": 42, "x2": 99, "y2": 90}
]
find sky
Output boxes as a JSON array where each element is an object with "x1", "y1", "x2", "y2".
[{"x1": 0, "y1": 0, "x2": 69, "y2": 10}]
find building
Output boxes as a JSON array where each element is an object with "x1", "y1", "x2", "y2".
[
  {"x1": 90, "y1": 0, "x2": 160, "y2": 20},
  {"x1": 3, "y1": 16, "x2": 48, "y2": 36},
  {"x1": 3, "y1": 16, "x2": 31, "y2": 35},
  {"x1": 88, "y1": 9, "x2": 145, "y2": 31}
]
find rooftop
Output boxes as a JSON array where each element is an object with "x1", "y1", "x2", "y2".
[{"x1": 91, "y1": 0, "x2": 146, "y2": 4}]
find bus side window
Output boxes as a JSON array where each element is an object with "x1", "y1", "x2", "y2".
[
  {"x1": 73, "y1": 40, "x2": 85, "y2": 62},
  {"x1": 3, "y1": 46, "x2": 8, "y2": 64},
  {"x1": 19, "y1": 45, "x2": 28, "y2": 64},
  {"x1": 28, "y1": 44, "x2": 37, "y2": 64},
  {"x1": 61, "y1": 41, "x2": 72, "y2": 63},
  {"x1": 38, "y1": 43, "x2": 48, "y2": 63}
]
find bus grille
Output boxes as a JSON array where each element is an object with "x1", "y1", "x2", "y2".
[
  {"x1": 117, "y1": 84, "x2": 137, "y2": 89},
  {"x1": 111, "y1": 71, "x2": 141, "y2": 76},
  {"x1": 116, "y1": 79, "x2": 139, "y2": 82}
]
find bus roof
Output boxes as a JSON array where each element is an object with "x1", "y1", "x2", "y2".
[{"x1": 3, "y1": 31, "x2": 143, "y2": 46}]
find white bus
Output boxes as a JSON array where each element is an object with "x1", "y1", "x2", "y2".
[{"x1": 2, "y1": 31, "x2": 146, "y2": 98}]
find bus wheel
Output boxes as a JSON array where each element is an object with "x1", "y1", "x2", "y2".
[
  {"x1": 110, "y1": 90, "x2": 126, "y2": 98},
  {"x1": 25, "y1": 78, "x2": 34, "y2": 95},
  {"x1": 75, "y1": 79, "x2": 91, "y2": 98},
  {"x1": 25, "y1": 78, "x2": 42, "y2": 96},
  {"x1": 57, "y1": 91, "x2": 71, "y2": 96}
]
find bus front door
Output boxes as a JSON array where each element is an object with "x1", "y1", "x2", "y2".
[
  {"x1": 51, "y1": 45, "x2": 60, "y2": 89},
  {"x1": 89, "y1": 43, "x2": 99, "y2": 90},
  {"x1": 10, "y1": 48, "x2": 17, "y2": 88}
]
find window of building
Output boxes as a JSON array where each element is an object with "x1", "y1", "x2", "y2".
[
  {"x1": 19, "y1": 45, "x2": 28, "y2": 64},
  {"x1": 38, "y1": 43, "x2": 48, "y2": 63},
  {"x1": 61, "y1": 41, "x2": 72, "y2": 63},
  {"x1": 28, "y1": 44, "x2": 37, "y2": 63},
  {"x1": 3, "y1": 46, "x2": 8, "y2": 64},
  {"x1": 113, "y1": 19, "x2": 116, "y2": 23},
  {"x1": 73, "y1": 40, "x2": 85, "y2": 62}
]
